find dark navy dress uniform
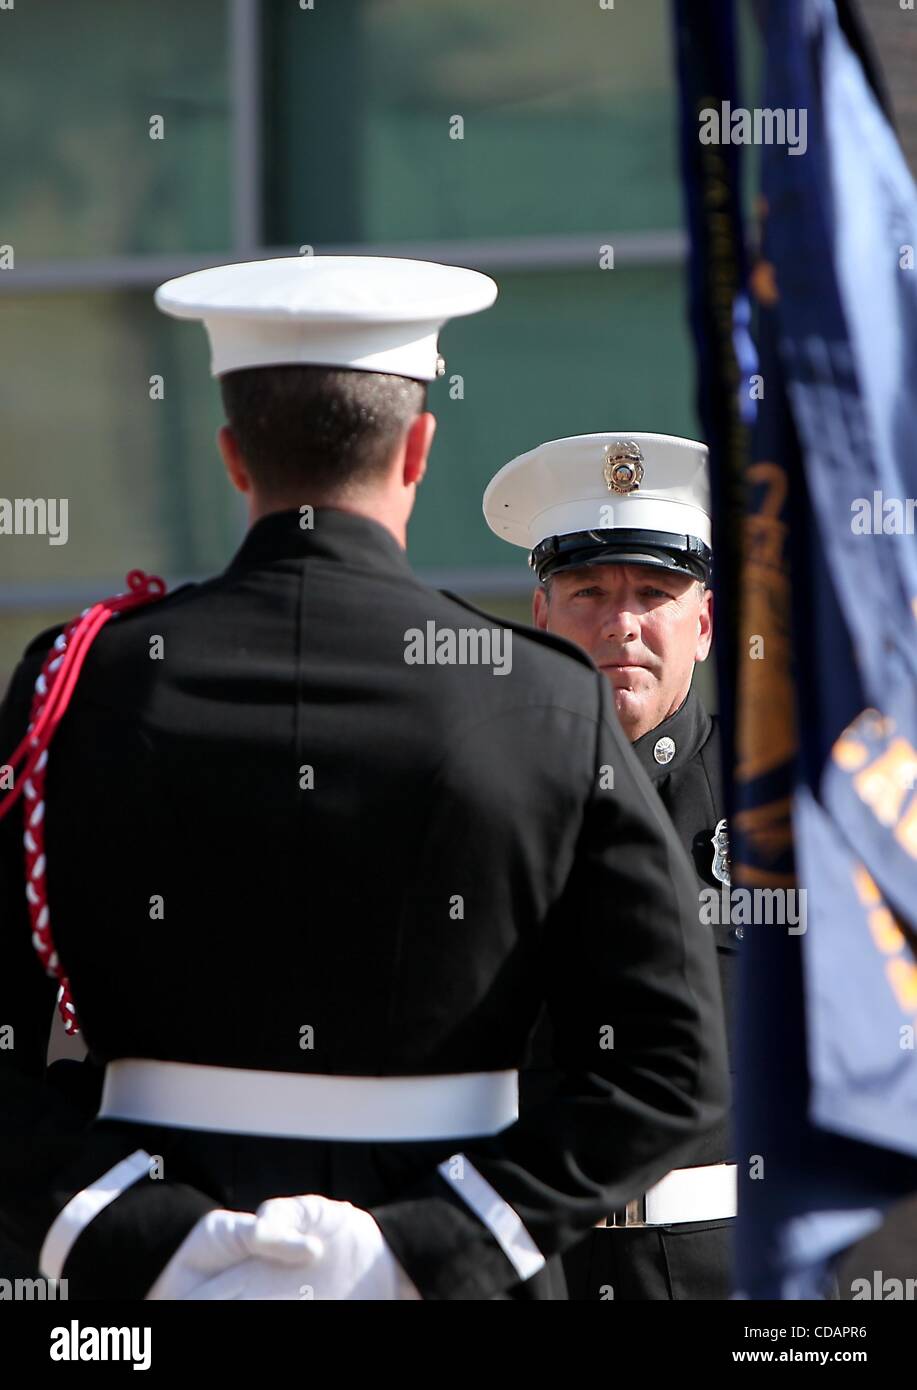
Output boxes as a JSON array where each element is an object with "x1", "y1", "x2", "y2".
[
  {"x1": 560, "y1": 687, "x2": 737, "y2": 1300},
  {"x1": 0, "y1": 507, "x2": 729, "y2": 1300},
  {"x1": 484, "y1": 430, "x2": 736, "y2": 1300}
]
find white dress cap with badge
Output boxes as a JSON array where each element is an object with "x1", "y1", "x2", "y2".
[
  {"x1": 155, "y1": 255, "x2": 498, "y2": 381},
  {"x1": 483, "y1": 432, "x2": 712, "y2": 583}
]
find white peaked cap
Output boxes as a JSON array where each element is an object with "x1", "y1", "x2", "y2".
[
  {"x1": 484, "y1": 432, "x2": 711, "y2": 578},
  {"x1": 154, "y1": 255, "x2": 498, "y2": 380}
]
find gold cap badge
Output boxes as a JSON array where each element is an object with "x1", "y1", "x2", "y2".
[{"x1": 603, "y1": 441, "x2": 644, "y2": 494}]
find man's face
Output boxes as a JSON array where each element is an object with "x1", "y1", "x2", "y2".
[{"x1": 532, "y1": 562, "x2": 713, "y2": 741}]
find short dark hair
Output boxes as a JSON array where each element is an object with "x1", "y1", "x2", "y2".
[{"x1": 219, "y1": 365, "x2": 427, "y2": 497}]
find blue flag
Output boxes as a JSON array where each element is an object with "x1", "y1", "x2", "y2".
[
  {"x1": 676, "y1": 0, "x2": 917, "y2": 1297},
  {"x1": 673, "y1": 0, "x2": 756, "y2": 800}
]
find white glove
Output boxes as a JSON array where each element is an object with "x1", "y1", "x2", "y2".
[
  {"x1": 146, "y1": 1196, "x2": 420, "y2": 1301},
  {"x1": 145, "y1": 1207, "x2": 266, "y2": 1300},
  {"x1": 185, "y1": 1195, "x2": 421, "y2": 1301}
]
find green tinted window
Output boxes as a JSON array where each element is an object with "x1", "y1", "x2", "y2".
[
  {"x1": 0, "y1": 291, "x2": 240, "y2": 593},
  {"x1": 265, "y1": 0, "x2": 681, "y2": 244},
  {"x1": 0, "y1": 0, "x2": 230, "y2": 259},
  {"x1": 0, "y1": 0, "x2": 697, "y2": 687},
  {"x1": 414, "y1": 264, "x2": 696, "y2": 574}
]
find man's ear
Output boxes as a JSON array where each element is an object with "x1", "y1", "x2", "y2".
[
  {"x1": 402, "y1": 412, "x2": 436, "y2": 489},
  {"x1": 532, "y1": 584, "x2": 549, "y2": 631},
  {"x1": 695, "y1": 585, "x2": 714, "y2": 662},
  {"x1": 217, "y1": 424, "x2": 252, "y2": 495}
]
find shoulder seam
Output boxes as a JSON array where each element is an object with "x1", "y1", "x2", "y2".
[{"x1": 437, "y1": 589, "x2": 597, "y2": 670}]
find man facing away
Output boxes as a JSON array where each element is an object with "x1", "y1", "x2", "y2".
[
  {"x1": 0, "y1": 263, "x2": 727, "y2": 1300},
  {"x1": 485, "y1": 432, "x2": 737, "y2": 1299}
]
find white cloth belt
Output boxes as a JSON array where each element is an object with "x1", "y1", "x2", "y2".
[
  {"x1": 637, "y1": 1163, "x2": 737, "y2": 1225},
  {"x1": 99, "y1": 1059, "x2": 519, "y2": 1142}
]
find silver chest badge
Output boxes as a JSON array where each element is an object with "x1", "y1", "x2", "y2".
[
  {"x1": 653, "y1": 736, "x2": 675, "y2": 765},
  {"x1": 711, "y1": 818, "x2": 731, "y2": 886},
  {"x1": 603, "y1": 441, "x2": 645, "y2": 494}
]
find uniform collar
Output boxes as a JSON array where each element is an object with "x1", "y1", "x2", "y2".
[
  {"x1": 631, "y1": 683, "x2": 711, "y2": 783},
  {"x1": 224, "y1": 506, "x2": 414, "y2": 578}
]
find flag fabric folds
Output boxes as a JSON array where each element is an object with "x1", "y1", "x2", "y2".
[{"x1": 675, "y1": 0, "x2": 917, "y2": 1297}]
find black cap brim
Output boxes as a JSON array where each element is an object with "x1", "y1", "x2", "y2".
[{"x1": 531, "y1": 529, "x2": 712, "y2": 585}]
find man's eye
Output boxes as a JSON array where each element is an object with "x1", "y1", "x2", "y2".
[
  {"x1": 640, "y1": 587, "x2": 672, "y2": 600},
  {"x1": 572, "y1": 587, "x2": 601, "y2": 598}
]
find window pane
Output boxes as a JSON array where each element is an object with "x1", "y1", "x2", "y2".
[
  {"x1": 0, "y1": 290, "x2": 242, "y2": 604},
  {"x1": 265, "y1": 0, "x2": 681, "y2": 244},
  {"x1": 0, "y1": 267, "x2": 696, "y2": 679},
  {"x1": 0, "y1": 0, "x2": 231, "y2": 260},
  {"x1": 412, "y1": 264, "x2": 697, "y2": 574}
]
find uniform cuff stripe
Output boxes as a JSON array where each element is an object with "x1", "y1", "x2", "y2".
[
  {"x1": 437, "y1": 1156, "x2": 545, "y2": 1283},
  {"x1": 39, "y1": 1149, "x2": 152, "y2": 1280}
]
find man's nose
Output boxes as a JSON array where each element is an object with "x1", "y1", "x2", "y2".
[{"x1": 599, "y1": 602, "x2": 639, "y2": 643}]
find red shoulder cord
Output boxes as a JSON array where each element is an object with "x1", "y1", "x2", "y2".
[{"x1": 0, "y1": 570, "x2": 167, "y2": 1034}]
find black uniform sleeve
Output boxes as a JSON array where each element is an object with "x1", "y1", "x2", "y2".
[
  {"x1": 0, "y1": 646, "x2": 218, "y2": 1298},
  {"x1": 371, "y1": 674, "x2": 730, "y2": 1300}
]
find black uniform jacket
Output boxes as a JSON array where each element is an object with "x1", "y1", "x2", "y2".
[
  {"x1": 560, "y1": 687, "x2": 738, "y2": 1300},
  {"x1": 631, "y1": 687, "x2": 737, "y2": 1166},
  {"x1": 0, "y1": 507, "x2": 728, "y2": 1301}
]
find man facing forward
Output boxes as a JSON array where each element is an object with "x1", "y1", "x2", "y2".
[{"x1": 485, "y1": 432, "x2": 737, "y2": 1300}]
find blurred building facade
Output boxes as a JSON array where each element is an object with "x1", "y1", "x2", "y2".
[
  {"x1": 5, "y1": 0, "x2": 914, "y2": 678},
  {"x1": 0, "y1": 0, "x2": 702, "y2": 679}
]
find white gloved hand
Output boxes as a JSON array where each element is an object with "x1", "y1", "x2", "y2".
[
  {"x1": 181, "y1": 1195, "x2": 421, "y2": 1301},
  {"x1": 145, "y1": 1207, "x2": 266, "y2": 1300},
  {"x1": 146, "y1": 1196, "x2": 420, "y2": 1301}
]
